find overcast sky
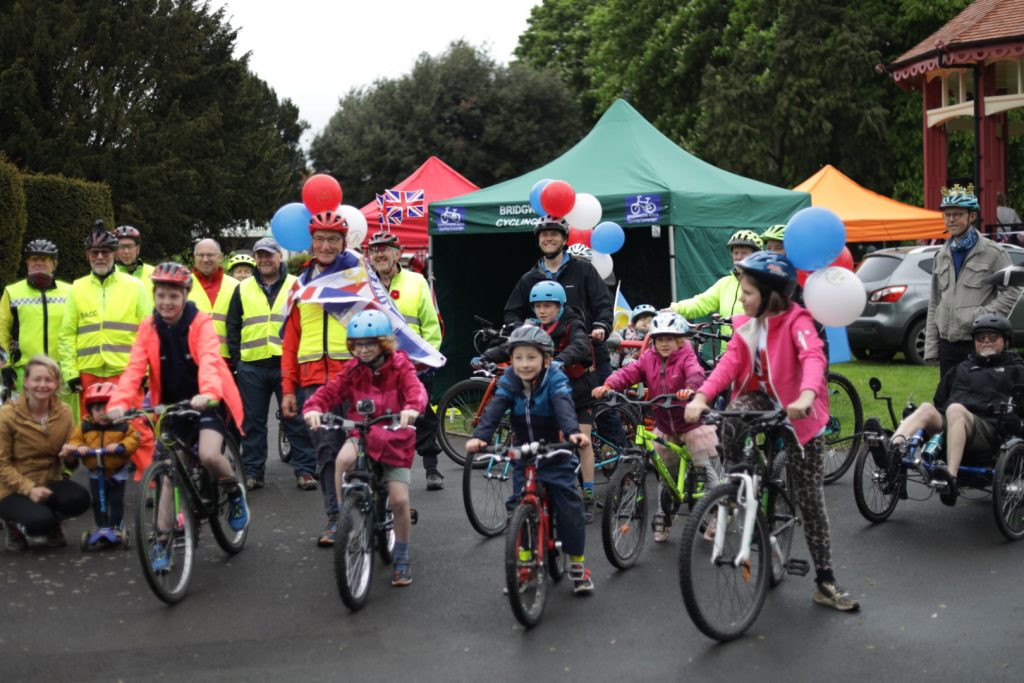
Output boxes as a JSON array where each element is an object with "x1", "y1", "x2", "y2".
[{"x1": 214, "y1": 0, "x2": 541, "y2": 147}]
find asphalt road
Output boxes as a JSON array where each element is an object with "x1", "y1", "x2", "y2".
[{"x1": 2, "y1": 428, "x2": 1024, "y2": 682}]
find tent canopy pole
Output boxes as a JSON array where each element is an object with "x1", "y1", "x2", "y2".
[{"x1": 669, "y1": 225, "x2": 677, "y2": 302}]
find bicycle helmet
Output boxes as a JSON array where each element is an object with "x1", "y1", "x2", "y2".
[
  {"x1": 226, "y1": 252, "x2": 256, "y2": 271},
  {"x1": 649, "y1": 312, "x2": 691, "y2": 337},
  {"x1": 114, "y1": 225, "x2": 142, "y2": 243},
  {"x1": 533, "y1": 215, "x2": 569, "y2": 238},
  {"x1": 84, "y1": 381, "x2": 117, "y2": 407},
  {"x1": 84, "y1": 227, "x2": 118, "y2": 250},
  {"x1": 347, "y1": 309, "x2": 393, "y2": 339},
  {"x1": 151, "y1": 262, "x2": 193, "y2": 291},
  {"x1": 309, "y1": 210, "x2": 348, "y2": 235},
  {"x1": 940, "y1": 184, "x2": 980, "y2": 211},
  {"x1": 24, "y1": 239, "x2": 59, "y2": 258},
  {"x1": 529, "y1": 280, "x2": 566, "y2": 307},
  {"x1": 566, "y1": 243, "x2": 592, "y2": 261},
  {"x1": 727, "y1": 229, "x2": 762, "y2": 251},
  {"x1": 368, "y1": 230, "x2": 401, "y2": 250},
  {"x1": 506, "y1": 324, "x2": 554, "y2": 354},
  {"x1": 630, "y1": 304, "x2": 658, "y2": 324},
  {"x1": 972, "y1": 313, "x2": 1012, "y2": 343},
  {"x1": 760, "y1": 224, "x2": 786, "y2": 243}
]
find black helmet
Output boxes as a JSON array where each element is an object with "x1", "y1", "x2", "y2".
[
  {"x1": 84, "y1": 227, "x2": 118, "y2": 250},
  {"x1": 24, "y1": 239, "x2": 59, "y2": 258},
  {"x1": 533, "y1": 215, "x2": 569, "y2": 238},
  {"x1": 507, "y1": 324, "x2": 554, "y2": 354},
  {"x1": 972, "y1": 314, "x2": 1012, "y2": 343}
]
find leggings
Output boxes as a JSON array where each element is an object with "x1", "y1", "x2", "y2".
[
  {"x1": 721, "y1": 391, "x2": 833, "y2": 580},
  {"x1": 89, "y1": 477, "x2": 126, "y2": 528},
  {"x1": 0, "y1": 480, "x2": 91, "y2": 536}
]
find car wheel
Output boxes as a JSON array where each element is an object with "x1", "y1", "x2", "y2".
[
  {"x1": 902, "y1": 318, "x2": 927, "y2": 365},
  {"x1": 851, "y1": 347, "x2": 896, "y2": 362}
]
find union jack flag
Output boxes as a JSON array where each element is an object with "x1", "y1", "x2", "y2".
[{"x1": 378, "y1": 188, "x2": 425, "y2": 226}]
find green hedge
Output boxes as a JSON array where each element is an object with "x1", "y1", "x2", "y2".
[
  {"x1": 22, "y1": 173, "x2": 115, "y2": 280},
  {"x1": 0, "y1": 156, "x2": 28, "y2": 286}
]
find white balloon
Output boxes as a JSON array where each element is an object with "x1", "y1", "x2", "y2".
[
  {"x1": 337, "y1": 204, "x2": 368, "y2": 249},
  {"x1": 564, "y1": 193, "x2": 602, "y2": 231},
  {"x1": 803, "y1": 267, "x2": 866, "y2": 327},
  {"x1": 591, "y1": 251, "x2": 614, "y2": 279}
]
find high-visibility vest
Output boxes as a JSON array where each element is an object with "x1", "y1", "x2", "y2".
[
  {"x1": 115, "y1": 261, "x2": 155, "y2": 289},
  {"x1": 296, "y1": 298, "x2": 350, "y2": 364},
  {"x1": 238, "y1": 274, "x2": 296, "y2": 362},
  {"x1": 0, "y1": 279, "x2": 72, "y2": 367},
  {"x1": 386, "y1": 269, "x2": 442, "y2": 349},
  {"x1": 188, "y1": 273, "x2": 239, "y2": 357},
  {"x1": 65, "y1": 272, "x2": 148, "y2": 378}
]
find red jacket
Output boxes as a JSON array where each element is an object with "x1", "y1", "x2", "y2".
[
  {"x1": 302, "y1": 351, "x2": 427, "y2": 468},
  {"x1": 604, "y1": 343, "x2": 705, "y2": 435},
  {"x1": 109, "y1": 312, "x2": 245, "y2": 433}
]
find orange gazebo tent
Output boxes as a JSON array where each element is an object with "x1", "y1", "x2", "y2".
[{"x1": 793, "y1": 165, "x2": 946, "y2": 242}]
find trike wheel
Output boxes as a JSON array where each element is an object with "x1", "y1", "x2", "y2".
[
  {"x1": 993, "y1": 443, "x2": 1024, "y2": 541},
  {"x1": 135, "y1": 461, "x2": 195, "y2": 605},
  {"x1": 462, "y1": 452, "x2": 512, "y2": 537},
  {"x1": 601, "y1": 459, "x2": 648, "y2": 569},
  {"x1": 853, "y1": 435, "x2": 901, "y2": 523},
  {"x1": 334, "y1": 494, "x2": 373, "y2": 611},
  {"x1": 505, "y1": 502, "x2": 548, "y2": 628},
  {"x1": 437, "y1": 378, "x2": 508, "y2": 467},
  {"x1": 823, "y1": 372, "x2": 863, "y2": 484},
  {"x1": 209, "y1": 434, "x2": 249, "y2": 555}
]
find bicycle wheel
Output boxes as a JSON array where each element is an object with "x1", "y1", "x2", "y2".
[
  {"x1": 601, "y1": 458, "x2": 648, "y2": 569},
  {"x1": 823, "y1": 372, "x2": 864, "y2": 484},
  {"x1": 767, "y1": 452, "x2": 795, "y2": 587},
  {"x1": 463, "y1": 452, "x2": 512, "y2": 537},
  {"x1": 993, "y1": 443, "x2": 1024, "y2": 541},
  {"x1": 592, "y1": 403, "x2": 639, "y2": 477},
  {"x1": 678, "y1": 483, "x2": 770, "y2": 642},
  {"x1": 505, "y1": 502, "x2": 548, "y2": 628},
  {"x1": 437, "y1": 378, "x2": 509, "y2": 467},
  {"x1": 376, "y1": 491, "x2": 396, "y2": 565},
  {"x1": 334, "y1": 494, "x2": 374, "y2": 611},
  {"x1": 209, "y1": 434, "x2": 249, "y2": 555},
  {"x1": 135, "y1": 461, "x2": 196, "y2": 605},
  {"x1": 277, "y1": 416, "x2": 291, "y2": 463},
  {"x1": 852, "y1": 437, "x2": 901, "y2": 523}
]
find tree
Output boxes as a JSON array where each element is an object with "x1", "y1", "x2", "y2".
[
  {"x1": 309, "y1": 41, "x2": 584, "y2": 205},
  {"x1": 0, "y1": 0, "x2": 306, "y2": 259}
]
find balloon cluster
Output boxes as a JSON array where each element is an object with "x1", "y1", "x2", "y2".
[
  {"x1": 783, "y1": 207, "x2": 864, "y2": 327},
  {"x1": 530, "y1": 179, "x2": 625, "y2": 279},
  {"x1": 270, "y1": 174, "x2": 369, "y2": 252}
]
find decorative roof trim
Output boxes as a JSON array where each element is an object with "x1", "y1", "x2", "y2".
[{"x1": 891, "y1": 40, "x2": 1024, "y2": 83}]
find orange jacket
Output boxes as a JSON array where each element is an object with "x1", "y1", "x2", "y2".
[
  {"x1": 67, "y1": 419, "x2": 139, "y2": 472},
  {"x1": 109, "y1": 311, "x2": 244, "y2": 432}
]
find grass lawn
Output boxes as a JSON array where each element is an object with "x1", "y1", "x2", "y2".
[{"x1": 831, "y1": 359, "x2": 940, "y2": 424}]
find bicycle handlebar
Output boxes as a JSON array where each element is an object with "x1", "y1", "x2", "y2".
[
  {"x1": 700, "y1": 408, "x2": 788, "y2": 427},
  {"x1": 602, "y1": 389, "x2": 692, "y2": 410},
  {"x1": 479, "y1": 440, "x2": 578, "y2": 462},
  {"x1": 320, "y1": 411, "x2": 409, "y2": 432}
]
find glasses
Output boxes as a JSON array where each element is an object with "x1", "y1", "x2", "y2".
[
  {"x1": 943, "y1": 211, "x2": 969, "y2": 221},
  {"x1": 975, "y1": 331, "x2": 1002, "y2": 343},
  {"x1": 116, "y1": 244, "x2": 137, "y2": 251},
  {"x1": 312, "y1": 235, "x2": 343, "y2": 245},
  {"x1": 367, "y1": 245, "x2": 396, "y2": 254},
  {"x1": 87, "y1": 249, "x2": 112, "y2": 257},
  {"x1": 350, "y1": 340, "x2": 380, "y2": 350}
]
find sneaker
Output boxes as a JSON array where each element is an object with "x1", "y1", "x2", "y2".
[
  {"x1": 296, "y1": 474, "x2": 318, "y2": 491},
  {"x1": 45, "y1": 523, "x2": 67, "y2": 548},
  {"x1": 813, "y1": 580, "x2": 860, "y2": 612},
  {"x1": 317, "y1": 516, "x2": 338, "y2": 547},
  {"x1": 652, "y1": 512, "x2": 670, "y2": 543},
  {"x1": 227, "y1": 493, "x2": 249, "y2": 531},
  {"x1": 426, "y1": 470, "x2": 445, "y2": 491},
  {"x1": 583, "y1": 488, "x2": 595, "y2": 524},
  {"x1": 569, "y1": 562, "x2": 594, "y2": 595},
  {"x1": 4, "y1": 523, "x2": 27, "y2": 551},
  {"x1": 245, "y1": 477, "x2": 264, "y2": 491},
  {"x1": 150, "y1": 541, "x2": 172, "y2": 574},
  {"x1": 391, "y1": 562, "x2": 413, "y2": 587},
  {"x1": 939, "y1": 476, "x2": 959, "y2": 507}
]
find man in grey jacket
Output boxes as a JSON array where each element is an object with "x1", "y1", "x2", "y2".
[{"x1": 926, "y1": 185, "x2": 1021, "y2": 379}]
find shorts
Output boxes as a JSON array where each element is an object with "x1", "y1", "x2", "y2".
[
  {"x1": 941, "y1": 413, "x2": 1000, "y2": 464},
  {"x1": 570, "y1": 372, "x2": 599, "y2": 425},
  {"x1": 341, "y1": 437, "x2": 411, "y2": 485},
  {"x1": 160, "y1": 406, "x2": 226, "y2": 453}
]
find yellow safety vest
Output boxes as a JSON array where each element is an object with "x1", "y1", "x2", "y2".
[
  {"x1": 188, "y1": 272, "x2": 239, "y2": 357},
  {"x1": 238, "y1": 274, "x2": 296, "y2": 362},
  {"x1": 296, "y1": 299, "x2": 350, "y2": 364},
  {"x1": 62, "y1": 272, "x2": 149, "y2": 380},
  {"x1": 115, "y1": 261, "x2": 155, "y2": 289},
  {"x1": 0, "y1": 279, "x2": 72, "y2": 367},
  {"x1": 386, "y1": 269, "x2": 442, "y2": 349}
]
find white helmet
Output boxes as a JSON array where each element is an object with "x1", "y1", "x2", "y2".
[
  {"x1": 649, "y1": 312, "x2": 691, "y2": 337},
  {"x1": 566, "y1": 243, "x2": 592, "y2": 262}
]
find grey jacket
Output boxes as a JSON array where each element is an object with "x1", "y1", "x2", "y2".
[{"x1": 925, "y1": 235, "x2": 1020, "y2": 359}]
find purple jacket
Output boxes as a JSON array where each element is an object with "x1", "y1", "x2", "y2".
[{"x1": 604, "y1": 343, "x2": 705, "y2": 435}]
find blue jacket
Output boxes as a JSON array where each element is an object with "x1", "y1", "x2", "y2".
[{"x1": 473, "y1": 365, "x2": 580, "y2": 445}]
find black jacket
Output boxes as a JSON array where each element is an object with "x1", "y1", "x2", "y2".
[
  {"x1": 933, "y1": 350, "x2": 1024, "y2": 424},
  {"x1": 225, "y1": 264, "x2": 291, "y2": 368},
  {"x1": 503, "y1": 256, "x2": 613, "y2": 334},
  {"x1": 483, "y1": 306, "x2": 593, "y2": 377}
]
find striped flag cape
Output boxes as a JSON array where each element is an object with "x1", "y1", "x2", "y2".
[{"x1": 281, "y1": 252, "x2": 446, "y2": 368}]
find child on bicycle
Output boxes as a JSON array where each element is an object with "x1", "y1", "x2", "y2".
[
  {"x1": 107, "y1": 262, "x2": 249, "y2": 571},
  {"x1": 60, "y1": 382, "x2": 138, "y2": 546},
  {"x1": 465, "y1": 325, "x2": 595, "y2": 594},
  {"x1": 593, "y1": 312, "x2": 721, "y2": 542},
  {"x1": 609, "y1": 304, "x2": 657, "y2": 369},
  {"x1": 300, "y1": 309, "x2": 426, "y2": 587},
  {"x1": 683, "y1": 252, "x2": 860, "y2": 612}
]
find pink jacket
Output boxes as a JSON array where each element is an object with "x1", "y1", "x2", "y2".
[
  {"x1": 698, "y1": 304, "x2": 828, "y2": 445},
  {"x1": 605, "y1": 343, "x2": 705, "y2": 435}
]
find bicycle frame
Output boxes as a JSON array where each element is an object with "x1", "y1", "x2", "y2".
[{"x1": 518, "y1": 456, "x2": 556, "y2": 569}]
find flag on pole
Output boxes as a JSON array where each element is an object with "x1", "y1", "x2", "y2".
[{"x1": 613, "y1": 284, "x2": 632, "y2": 333}]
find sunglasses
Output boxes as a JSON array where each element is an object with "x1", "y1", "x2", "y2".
[{"x1": 974, "y1": 331, "x2": 1003, "y2": 343}]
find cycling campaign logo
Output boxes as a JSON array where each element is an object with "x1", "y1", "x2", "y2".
[
  {"x1": 435, "y1": 206, "x2": 466, "y2": 232},
  {"x1": 625, "y1": 194, "x2": 661, "y2": 224}
]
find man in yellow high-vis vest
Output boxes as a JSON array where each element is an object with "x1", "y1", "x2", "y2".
[
  {"x1": 225, "y1": 237, "x2": 316, "y2": 492},
  {"x1": 189, "y1": 238, "x2": 238, "y2": 358}
]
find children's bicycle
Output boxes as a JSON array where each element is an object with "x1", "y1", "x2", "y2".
[
  {"x1": 677, "y1": 408, "x2": 807, "y2": 642},
  {"x1": 131, "y1": 401, "x2": 249, "y2": 604}
]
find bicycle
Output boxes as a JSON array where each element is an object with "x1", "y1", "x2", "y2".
[
  {"x1": 325, "y1": 401, "x2": 418, "y2": 611},
  {"x1": 131, "y1": 401, "x2": 249, "y2": 604},
  {"x1": 677, "y1": 408, "x2": 807, "y2": 642}
]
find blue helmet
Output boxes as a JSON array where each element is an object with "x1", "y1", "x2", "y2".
[
  {"x1": 529, "y1": 280, "x2": 566, "y2": 306},
  {"x1": 940, "y1": 185, "x2": 980, "y2": 211},
  {"x1": 734, "y1": 252, "x2": 797, "y2": 295},
  {"x1": 347, "y1": 309, "x2": 393, "y2": 339},
  {"x1": 630, "y1": 304, "x2": 658, "y2": 324}
]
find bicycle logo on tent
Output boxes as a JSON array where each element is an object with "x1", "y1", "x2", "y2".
[
  {"x1": 625, "y1": 194, "x2": 661, "y2": 224},
  {"x1": 436, "y1": 206, "x2": 466, "y2": 232}
]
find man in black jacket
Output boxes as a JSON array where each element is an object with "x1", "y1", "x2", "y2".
[{"x1": 885, "y1": 314, "x2": 1024, "y2": 505}]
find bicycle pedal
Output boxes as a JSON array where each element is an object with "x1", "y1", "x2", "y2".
[
  {"x1": 785, "y1": 558, "x2": 810, "y2": 576},
  {"x1": 410, "y1": 508, "x2": 419, "y2": 525}
]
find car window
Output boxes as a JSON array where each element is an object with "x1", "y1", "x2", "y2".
[
  {"x1": 917, "y1": 257, "x2": 933, "y2": 275},
  {"x1": 856, "y1": 255, "x2": 901, "y2": 281},
  {"x1": 1010, "y1": 250, "x2": 1024, "y2": 266}
]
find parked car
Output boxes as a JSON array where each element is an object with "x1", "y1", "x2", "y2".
[{"x1": 848, "y1": 244, "x2": 1024, "y2": 365}]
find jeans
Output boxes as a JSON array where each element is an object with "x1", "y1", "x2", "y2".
[
  {"x1": 0, "y1": 480, "x2": 91, "y2": 536},
  {"x1": 594, "y1": 350, "x2": 628, "y2": 448},
  {"x1": 237, "y1": 361, "x2": 316, "y2": 480},
  {"x1": 297, "y1": 384, "x2": 345, "y2": 518},
  {"x1": 938, "y1": 338, "x2": 974, "y2": 382},
  {"x1": 416, "y1": 375, "x2": 441, "y2": 472}
]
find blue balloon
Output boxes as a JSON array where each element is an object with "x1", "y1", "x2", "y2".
[
  {"x1": 591, "y1": 221, "x2": 625, "y2": 254},
  {"x1": 271, "y1": 202, "x2": 313, "y2": 251},
  {"x1": 783, "y1": 207, "x2": 846, "y2": 271},
  {"x1": 529, "y1": 179, "x2": 553, "y2": 216}
]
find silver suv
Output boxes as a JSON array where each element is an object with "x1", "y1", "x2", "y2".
[{"x1": 849, "y1": 244, "x2": 1024, "y2": 365}]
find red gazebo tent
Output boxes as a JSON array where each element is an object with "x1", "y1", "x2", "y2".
[{"x1": 359, "y1": 156, "x2": 479, "y2": 249}]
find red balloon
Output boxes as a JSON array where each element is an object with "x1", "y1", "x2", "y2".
[
  {"x1": 830, "y1": 246, "x2": 854, "y2": 271},
  {"x1": 797, "y1": 269, "x2": 811, "y2": 288},
  {"x1": 302, "y1": 174, "x2": 343, "y2": 214},
  {"x1": 568, "y1": 227, "x2": 592, "y2": 248},
  {"x1": 540, "y1": 180, "x2": 576, "y2": 217}
]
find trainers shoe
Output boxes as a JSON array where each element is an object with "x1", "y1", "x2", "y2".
[
  {"x1": 317, "y1": 516, "x2": 338, "y2": 547},
  {"x1": 813, "y1": 580, "x2": 860, "y2": 612},
  {"x1": 426, "y1": 470, "x2": 445, "y2": 491},
  {"x1": 150, "y1": 541, "x2": 172, "y2": 574},
  {"x1": 569, "y1": 562, "x2": 594, "y2": 595},
  {"x1": 583, "y1": 488, "x2": 595, "y2": 524},
  {"x1": 652, "y1": 512, "x2": 670, "y2": 543},
  {"x1": 939, "y1": 476, "x2": 959, "y2": 507},
  {"x1": 227, "y1": 492, "x2": 249, "y2": 531},
  {"x1": 296, "y1": 474, "x2": 318, "y2": 491},
  {"x1": 391, "y1": 562, "x2": 413, "y2": 587},
  {"x1": 245, "y1": 477, "x2": 264, "y2": 491},
  {"x1": 45, "y1": 523, "x2": 67, "y2": 548},
  {"x1": 4, "y1": 523, "x2": 27, "y2": 551}
]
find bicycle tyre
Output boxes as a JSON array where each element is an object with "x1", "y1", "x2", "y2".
[
  {"x1": 376, "y1": 492, "x2": 396, "y2": 565},
  {"x1": 278, "y1": 420, "x2": 291, "y2": 463},
  {"x1": 601, "y1": 459, "x2": 648, "y2": 569},
  {"x1": 335, "y1": 494, "x2": 373, "y2": 611},
  {"x1": 852, "y1": 439, "x2": 900, "y2": 523},
  {"x1": 463, "y1": 452, "x2": 512, "y2": 537},
  {"x1": 135, "y1": 461, "x2": 196, "y2": 605},
  {"x1": 993, "y1": 443, "x2": 1024, "y2": 541},
  {"x1": 678, "y1": 483, "x2": 770, "y2": 642},
  {"x1": 437, "y1": 378, "x2": 509, "y2": 467},
  {"x1": 592, "y1": 403, "x2": 640, "y2": 478},
  {"x1": 209, "y1": 434, "x2": 249, "y2": 555},
  {"x1": 823, "y1": 372, "x2": 864, "y2": 484},
  {"x1": 505, "y1": 502, "x2": 548, "y2": 628},
  {"x1": 767, "y1": 452, "x2": 795, "y2": 587}
]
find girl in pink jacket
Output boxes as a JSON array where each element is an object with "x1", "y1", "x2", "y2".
[
  {"x1": 593, "y1": 312, "x2": 720, "y2": 542},
  {"x1": 683, "y1": 252, "x2": 859, "y2": 613}
]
